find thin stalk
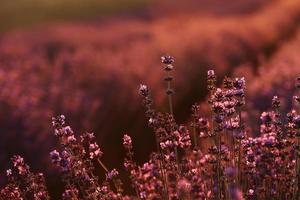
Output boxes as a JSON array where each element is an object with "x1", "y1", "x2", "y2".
[
  {"x1": 193, "y1": 119, "x2": 198, "y2": 148},
  {"x1": 211, "y1": 112, "x2": 219, "y2": 200},
  {"x1": 296, "y1": 87, "x2": 300, "y2": 199},
  {"x1": 229, "y1": 119, "x2": 235, "y2": 166},
  {"x1": 237, "y1": 141, "x2": 241, "y2": 187},
  {"x1": 217, "y1": 133, "x2": 222, "y2": 200},
  {"x1": 295, "y1": 136, "x2": 300, "y2": 200},
  {"x1": 97, "y1": 159, "x2": 109, "y2": 173},
  {"x1": 127, "y1": 149, "x2": 141, "y2": 200},
  {"x1": 168, "y1": 93, "x2": 173, "y2": 115},
  {"x1": 175, "y1": 146, "x2": 180, "y2": 174},
  {"x1": 97, "y1": 159, "x2": 121, "y2": 196},
  {"x1": 158, "y1": 146, "x2": 170, "y2": 199},
  {"x1": 237, "y1": 106, "x2": 242, "y2": 187},
  {"x1": 167, "y1": 71, "x2": 174, "y2": 115},
  {"x1": 225, "y1": 179, "x2": 229, "y2": 200},
  {"x1": 66, "y1": 181, "x2": 79, "y2": 200}
]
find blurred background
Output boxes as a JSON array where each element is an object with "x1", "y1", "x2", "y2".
[{"x1": 1, "y1": 0, "x2": 300, "y2": 198}]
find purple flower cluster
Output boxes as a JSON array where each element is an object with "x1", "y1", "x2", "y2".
[
  {"x1": 49, "y1": 115, "x2": 126, "y2": 199},
  {"x1": 1, "y1": 155, "x2": 49, "y2": 199},
  {"x1": 1, "y1": 55, "x2": 300, "y2": 200}
]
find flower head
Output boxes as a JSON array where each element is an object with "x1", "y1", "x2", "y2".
[
  {"x1": 107, "y1": 168, "x2": 119, "y2": 180},
  {"x1": 52, "y1": 115, "x2": 66, "y2": 128},
  {"x1": 161, "y1": 55, "x2": 174, "y2": 65},
  {"x1": 50, "y1": 150, "x2": 61, "y2": 165},
  {"x1": 123, "y1": 134, "x2": 132, "y2": 149},
  {"x1": 11, "y1": 155, "x2": 29, "y2": 175},
  {"x1": 89, "y1": 143, "x2": 103, "y2": 159},
  {"x1": 139, "y1": 84, "x2": 149, "y2": 97}
]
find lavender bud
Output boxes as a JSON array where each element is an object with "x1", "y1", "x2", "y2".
[
  {"x1": 294, "y1": 96, "x2": 300, "y2": 103},
  {"x1": 123, "y1": 134, "x2": 132, "y2": 149},
  {"x1": 11, "y1": 155, "x2": 30, "y2": 175},
  {"x1": 107, "y1": 168, "x2": 119, "y2": 180},
  {"x1": 177, "y1": 179, "x2": 192, "y2": 195},
  {"x1": 234, "y1": 77, "x2": 245, "y2": 89},
  {"x1": 89, "y1": 143, "x2": 103, "y2": 159},
  {"x1": 66, "y1": 135, "x2": 76, "y2": 144},
  {"x1": 52, "y1": 115, "x2": 66, "y2": 128},
  {"x1": 6, "y1": 169, "x2": 12, "y2": 177},
  {"x1": 161, "y1": 55, "x2": 174, "y2": 65},
  {"x1": 207, "y1": 70, "x2": 215, "y2": 77},
  {"x1": 50, "y1": 150, "x2": 61, "y2": 165},
  {"x1": 294, "y1": 115, "x2": 300, "y2": 129},
  {"x1": 272, "y1": 96, "x2": 280, "y2": 109},
  {"x1": 260, "y1": 112, "x2": 273, "y2": 124},
  {"x1": 296, "y1": 77, "x2": 300, "y2": 88},
  {"x1": 139, "y1": 84, "x2": 149, "y2": 96}
]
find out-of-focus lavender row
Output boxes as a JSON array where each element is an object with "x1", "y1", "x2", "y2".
[{"x1": 233, "y1": 29, "x2": 300, "y2": 135}]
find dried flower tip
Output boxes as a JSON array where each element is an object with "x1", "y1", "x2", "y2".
[{"x1": 161, "y1": 55, "x2": 174, "y2": 64}]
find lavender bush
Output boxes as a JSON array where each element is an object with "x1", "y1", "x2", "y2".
[
  {"x1": 2, "y1": 0, "x2": 300, "y2": 183},
  {"x1": 1, "y1": 55, "x2": 300, "y2": 200}
]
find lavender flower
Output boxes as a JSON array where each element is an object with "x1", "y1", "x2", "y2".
[
  {"x1": 123, "y1": 134, "x2": 132, "y2": 149},
  {"x1": 89, "y1": 142, "x2": 103, "y2": 159},
  {"x1": 139, "y1": 84, "x2": 149, "y2": 97},
  {"x1": 2, "y1": 60, "x2": 300, "y2": 200},
  {"x1": 161, "y1": 55, "x2": 174, "y2": 65},
  {"x1": 50, "y1": 150, "x2": 61, "y2": 165},
  {"x1": 107, "y1": 169, "x2": 119, "y2": 180}
]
